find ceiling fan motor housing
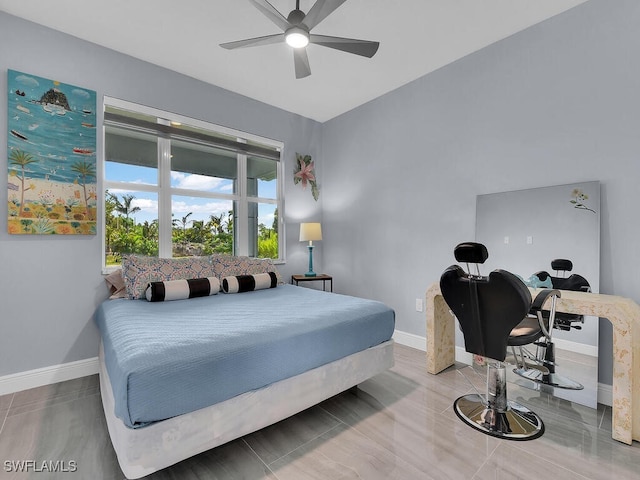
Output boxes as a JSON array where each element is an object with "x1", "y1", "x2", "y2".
[{"x1": 287, "y1": 9, "x2": 306, "y2": 26}]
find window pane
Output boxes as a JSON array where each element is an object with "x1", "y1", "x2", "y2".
[
  {"x1": 252, "y1": 202, "x2": 279, "y2": 259},
  {"x1": 105, "y1": 126, "x2": 158, "y2": 185},
  {"x1": 171, "y1": 195, "x2": 234, "y2": 257},
  {"x1": 247, "y1": 156, "x2": 277, "y2": 199},
  {"x1": 171, "y1": 140, "x2": 236, "y2": 193},
  {"x1": 105, "y1": 190, "x2": 158, "y2": 265}
]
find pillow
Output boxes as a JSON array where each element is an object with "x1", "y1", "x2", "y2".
[
  {"x1": 145, "y1": 277, "x2": 220, "y2": 302},
  {"x1": 211, "y1": 255, "x2": 283, "y2": 285},
  {"x1": 122, "y1": 255, "x2": 217, "y2": 299},
  {"x1": 222, "y1": 272, "x2": 278, "y2": 294},
  {"x1": 104, "y1": 269, "x2": 127, "y2": 299}
]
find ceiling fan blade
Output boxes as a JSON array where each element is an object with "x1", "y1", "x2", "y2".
[
  {"x1": 309, "y1": 34, "x2": 379, "y2": 58},
  {"x1": 302, "y1": 0, "x2": 348, "y2": 30},
  {"x1": 249, "y1": 0, "x2": 291, "y2": 31},
  {"x1": 220, "y1": 33, "x2": 284, "y2": 50},
  {"x1": 293, "y1": 48, "x2": 311, "y2": 79}
]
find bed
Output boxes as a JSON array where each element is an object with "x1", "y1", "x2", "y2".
[{"x1": 95, "y1": 257, "x2": 395, "y2": 479}]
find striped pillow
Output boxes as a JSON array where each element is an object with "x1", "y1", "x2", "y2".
[
  {"x1": 222, "y1": 272, "x2": 278, "y2": 294},
  {"x1": 145, "y1": 277, "x2": 220, "y2": 302}
]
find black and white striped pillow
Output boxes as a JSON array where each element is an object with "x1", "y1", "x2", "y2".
[
  {"x1": 145, "y1": 277, "x2": 220, "y2": 302},
  {"x1": 222, "y1": 272, "x2": 278, "y2": 294}
]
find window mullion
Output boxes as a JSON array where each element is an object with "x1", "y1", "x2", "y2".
[
  {"x1": 277, "y1": 157, "x2": 285, "y2": 263},
  {"x1": 236, "y1": 150, "x2": 248, "y2": 256},
  {"x1": 158, "y1": 135, "x2": 172, "y2": 258}
]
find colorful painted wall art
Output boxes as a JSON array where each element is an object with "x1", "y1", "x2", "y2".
[{"x1": 7, "y1": 69, "x2": 97, "y2": 235}]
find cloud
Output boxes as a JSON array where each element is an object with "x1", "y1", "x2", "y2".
[
  {"x1": 258, "y1": 212, "x2": 275, "y2": 225},
  {"x1": 15, "y1": 74, "x2": 39, "y2": 87},
  {"x1": 171, "y1": 172, "x2": 227, "y2": 191},
  {"x1": 131, "y1": 198, "x2": 157, "y2": 212},
  {"x1": 172, "y1": 199, "x2": 232, "y2": 218}
]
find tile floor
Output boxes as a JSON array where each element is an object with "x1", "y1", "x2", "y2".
[{"x1": 0, "y1": 344, "x2": 638, "y2": 479}]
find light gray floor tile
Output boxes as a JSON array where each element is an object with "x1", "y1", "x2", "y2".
[
  {"x1": 270, "y1": 423, "x2": 430, "y2": 480},
  {"x1": 473, "y1": 442, "x2": 591, "y2": 480},
  {"x1": 144, "y1": 439, "x2": 278, "y2": 480},
  {"x1": 506, "y1": 413, "x2": 640, "y2": 480},
  {"x1": 0, "y1": 393, "x2": 13, "y2": 411},
  {"x1": 598, "y1": 404, "x2": 612, "y2": 432},
  {"x1": 244, "y1": 405, "x2": 341, "y2": 465},
  {"x1": 9, "y1": 374, "x2": 99, "y2": 417},
  {"x1": 0, "y1": 408, "x2": 8, "y2": 436},
  {"x1": 0, "y1": 344, "x2": 634, "y2": 480},
  {"x1": 0, "y1": 392, "x2": 122, "y2": 479},
  {"x1": 321, "y1": 381, "x2": 501, "y2": 479}
]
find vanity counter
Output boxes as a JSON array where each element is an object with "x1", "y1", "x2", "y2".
[{"x1": 426, "y1": 282, "x2": 640, "y2": 445}]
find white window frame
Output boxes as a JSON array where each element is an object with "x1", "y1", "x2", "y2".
[{"x1": 101, "y1": 96, "x2": 285, "y2": 273}]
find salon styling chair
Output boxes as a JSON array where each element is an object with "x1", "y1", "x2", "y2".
[
  {"x1": 535, "y1": 259, "x2": 591, "y2": 331},
  {"x1": 440, "y1": 242, "x2": 558, "y2": 440},
  {"x1": 509, "y1": 259, "x2": 589, "y2": 390}
]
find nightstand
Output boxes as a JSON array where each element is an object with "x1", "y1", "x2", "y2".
[{"x1": 291, "y1": 274, "x2": 333, "y2": 292}]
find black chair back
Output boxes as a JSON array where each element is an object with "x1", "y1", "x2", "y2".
[{"x1": 440, "y1": 265, "x2": 531, "y2": 361}]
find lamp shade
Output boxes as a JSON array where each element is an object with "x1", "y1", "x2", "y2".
[{"x1": 299, "y1": 222, "x2": 322, "y2": 242}]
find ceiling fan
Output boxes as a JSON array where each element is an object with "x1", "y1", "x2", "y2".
[{"x1": 220, "y1": 0, "x2": 380, "y2": 79}]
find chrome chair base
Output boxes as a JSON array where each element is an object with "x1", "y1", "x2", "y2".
[
  {"x1": 513, "y1": 365, "x2": 584, "y2": 390},
  {"x1": 453, "y1": 394, "x2": 545, "y2": 440}
]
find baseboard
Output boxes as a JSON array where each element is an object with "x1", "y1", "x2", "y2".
[
  {"x1": 392, "y1": 330, "x2": 426, "y2": 351},
  {"x1": 553, "y1": 337, "x2": 598, "y2": 358},
  {"x1": 0, "y1": 357, "x2": 99, "y2": 396},
  {"x1": 392, "y1": 329, "x2": 612, "y2": 407},
  {"x1": 597, "y1": 382, "x2": 612, "y2": 407}
]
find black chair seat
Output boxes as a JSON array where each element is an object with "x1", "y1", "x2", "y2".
[{"x1": 508, "y1": 316, "x2": 542, "y2": 347}]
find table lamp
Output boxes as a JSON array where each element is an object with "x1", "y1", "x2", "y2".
[{"x1": 299, "y1": 222, "x2": 322, "y2": 277}]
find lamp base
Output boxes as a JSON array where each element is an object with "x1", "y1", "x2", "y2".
[{"x1": 304, "y1": 272, "x2": 317, "y2": 277}]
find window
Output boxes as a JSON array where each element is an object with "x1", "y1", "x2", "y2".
[{"x1": 102, "y1": 98, "x2": 284, "y2": 270}]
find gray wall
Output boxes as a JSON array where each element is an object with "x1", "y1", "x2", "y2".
[
  {"x1": 321, "y1": 0, "x2": 640, "y2": 385},
  {"x1": 0, "y1": 13, "x2": 323, "y2": 376}
]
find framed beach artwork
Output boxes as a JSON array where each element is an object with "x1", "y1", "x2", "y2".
[{"x1": 7, "y1": 69, "x2": 97, "y2": 235}]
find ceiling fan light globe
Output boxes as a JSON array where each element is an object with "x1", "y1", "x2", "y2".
[{"x1": 285, "y1": 28, "x2": 309, "y2": 48}]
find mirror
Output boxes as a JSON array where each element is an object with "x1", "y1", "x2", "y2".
[{"x1": 476, "y1": 181, "x2": 600, "y2": 408}]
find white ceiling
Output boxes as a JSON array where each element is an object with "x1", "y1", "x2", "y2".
[{"x1": 0, "y1": 0, "x2": 587, "y2": 122}]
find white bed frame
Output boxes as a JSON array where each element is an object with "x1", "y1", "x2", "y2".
[{"x1": 99, "y1": 340, "x2": 394, "y2": 479}]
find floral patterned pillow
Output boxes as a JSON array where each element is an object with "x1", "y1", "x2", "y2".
[
  {"x1": 121, "y1": 255, "x2": 217, "y2": 300},
  {"x1": 211, "y1": 255, "x2": 282, "y2": 285}
]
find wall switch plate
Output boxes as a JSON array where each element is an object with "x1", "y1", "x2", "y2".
[
  {"x1": 504, "y1": 236, "x2": 509, "y2": 244},
  {"x1": 416, "y1": 298, "x2": 423, "y2": 312}
]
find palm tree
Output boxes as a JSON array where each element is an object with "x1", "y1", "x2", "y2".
[
  {"x1": 272, "y1": 207, "x2": 279, "y2": 233},
  {"x1": 9, "y1": 149, "x2": 37, "y2": 217},
  {"x1": 173, "y1": 212, "x2": 193, "y2": 247},
  {"x1": 113, "y1": 194, "x2": 141, "y2": 233},
  {"x1": 223, "y1": 210, "x2": 234, "y2": 234},
  {"x1": 207, "y1": 213, "x2": 224, "y2": 235},
  {"x1": 71, "y1": 160, "x2": 96, "y2": 217}
]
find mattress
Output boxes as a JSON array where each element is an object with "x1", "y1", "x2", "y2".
[
  {"x1": 100, "y1": 340, "x2": 395, "y2": 479},
  {"x1": 94, "y1": 284, "x2": 395, "y2": 428}
]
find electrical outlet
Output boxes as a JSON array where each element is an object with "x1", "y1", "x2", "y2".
[
  {"x1": 527, "y1": 236, "x2": 533, "y2": 245},
  {"x1": 415, "y1": 298, "x2": 423, "y2": 312}
]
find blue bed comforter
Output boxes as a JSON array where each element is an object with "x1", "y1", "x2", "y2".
[{"x1": 94, "y1": 284, "x2": 395, "y2": 428}]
